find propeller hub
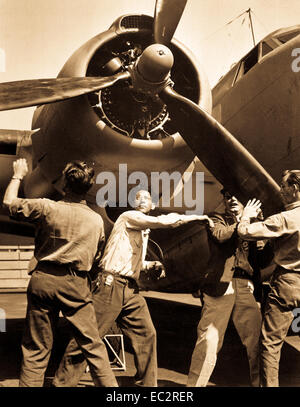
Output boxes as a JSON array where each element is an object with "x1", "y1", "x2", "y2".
[{"x1": 137, "y1": 44, "x2": 174, "y2": 83}]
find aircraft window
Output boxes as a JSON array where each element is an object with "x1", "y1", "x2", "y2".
[
  {"x1": 243, "y1": 45, "x2": 259, "y2": 74},
  {"x1": 277, "y1": 31, "x2": 300, "y2": 44},
  {"x1": 261, "y1": 42, "x2": 274, "y2": 57},
  {"x1": 234, "y1": 45, "x2": 259, "y2": 83}
]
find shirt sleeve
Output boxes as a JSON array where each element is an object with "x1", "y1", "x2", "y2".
[
  {"x1": 9, "y1": 198, "x2": 45, "y2": 223},
  {"x1": 90, "y1": 226, "x2": 105, "y2": 280},
  {"x1": 125, "y1": 212, "x2": 185, "y2": 230},
  {"x1": 94, "y1": 222, "x2": 105, "y2": 263},
  {"x1": 238, "y1": 213, "x2": 286, "y2": 240},
  {"x1": 209, "y1": 214, "x2": 237, "y2": 243}
]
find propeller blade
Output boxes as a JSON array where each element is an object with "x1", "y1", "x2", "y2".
[
  {"x1": 0, "y1": 71, "x2": 130, "y2": 112},
  {"x1": 160, "y1": 85, "x2": 284, "y2": 216},
  {"x1": 154, "y1": 0, "x2": 188, "y2": 45}
]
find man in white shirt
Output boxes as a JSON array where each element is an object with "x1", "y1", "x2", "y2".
[{"x1": 53, "y1": 189, "x2": 213, "y2": 387}]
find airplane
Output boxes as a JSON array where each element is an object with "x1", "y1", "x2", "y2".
[{"x1": 0, "y1": 0, "x2": 299, "y2": 293}]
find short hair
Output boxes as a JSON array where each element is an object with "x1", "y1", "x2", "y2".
[
  {"x1": 63, "y1": 161, "x2": 94, "y2": 195},
  {"x1": 283, "y1": 170, "x2": 300, "y2": 189}
]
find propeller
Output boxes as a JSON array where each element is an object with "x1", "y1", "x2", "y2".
[
  {"x1": 0, "y1": 0, "x2": 283, "y2": 217},
  {"x1": 0, "y1": 71, "x2": 130, "y2": 112},
  {"x1": 0, "y1": 0, "x2": 187, "y2": 112},
  {"x1": 154, "y1": 0, "x2": 188, "y2": 45},
  {"x1": 159, "y1": 85, "x2": 284, "y2": 216}
]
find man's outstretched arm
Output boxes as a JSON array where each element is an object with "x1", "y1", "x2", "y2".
[{"x1": 126, "y1": 212, "x2": 214, "y2": 230}]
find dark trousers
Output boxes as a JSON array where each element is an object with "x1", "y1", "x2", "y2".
[
  {"x1": 53, "y1": 273, "x2": 157, "y2": 387},
  {"x1": 260, "y1": 268, "x2": 300, "y2": 387},
  {"x1": 19, "y1": 263, "x2": 118, "y2": 387}
]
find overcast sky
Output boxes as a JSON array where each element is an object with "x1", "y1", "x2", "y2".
[{"x1": 0, "y1": 0, "x2": 299, "y2": 130}]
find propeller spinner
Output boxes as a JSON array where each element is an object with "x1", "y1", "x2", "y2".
[{"x1": 129, "y1": 44, "x2": 174, "y2": 95}]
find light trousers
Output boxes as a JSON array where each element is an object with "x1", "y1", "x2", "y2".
[{"x1": 187, "y1": 278, "x2": 262, "y2": 387}]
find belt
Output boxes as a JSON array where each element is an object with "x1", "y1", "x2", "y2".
[
  {"x1": 97, "y1": 271, "x2": 137, "y2": 289},
  {"x1": 36, "y1": 261, "x2": 87, "y2": 278},
  {"x1": 232, "y1": 267, "x2": 252, "y2": 280}
]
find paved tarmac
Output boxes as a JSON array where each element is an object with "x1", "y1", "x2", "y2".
[{"x1": 0, "y1": 291, "x2": 300, "y2": 388}]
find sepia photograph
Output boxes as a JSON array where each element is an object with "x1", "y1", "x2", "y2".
[{"x1": 0, "y1": 0, "x2": 300, "y2": 394}]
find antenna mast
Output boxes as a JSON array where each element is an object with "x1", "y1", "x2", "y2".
[{"x1": 247, "y1": 8, "x2": 256, "y2": 46}]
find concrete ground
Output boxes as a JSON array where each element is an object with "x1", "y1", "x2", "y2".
[{"x1": 0, "y1": 291, "x2": 300, "y2": 388}]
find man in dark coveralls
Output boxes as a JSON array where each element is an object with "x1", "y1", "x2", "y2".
[
  {"x1": 3, "y1": 158, "x2": 118, "y2": 387},
  {"x1": 187, "y1": 189, "x2": 272, "y2": 387}
]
